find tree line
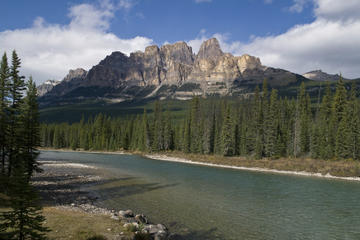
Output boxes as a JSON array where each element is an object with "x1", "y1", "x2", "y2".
[
  {"x1": 41, "y1": 78, "x2": 360, "y2": 160},
  {"x1": 0, "y1": 51, "x2": 48, "y2": 239}
]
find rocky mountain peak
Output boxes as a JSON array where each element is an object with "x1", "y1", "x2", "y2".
[
  {"x1": 160, "y1": 41, "x2": 194, "y2": 65},
  {"x1": 197, "y1": 38, "x2": 224, "y2": 60},
  {"x1": 63, "y1": 68, "x2": 87, "y2": 82},
  {"x1": 303, "y1": 70, "x2": 346, "y2": 81},
  {"x1": 39, "y1": 37, "x2": 307, "y2": 104},
  {"x1": 145, "y1": 45, "x2": 160, "y2": 55},
  {"x1": 236, "y1": 54, "x2": 262, "y2": 73}
]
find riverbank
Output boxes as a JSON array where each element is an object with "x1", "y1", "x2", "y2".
[
  {"x1": 29, "y1": 160, "x2": 171, "y2": 240},
  {"x1": 40, "y1": 148, "x2": 360, "y2": 181}
]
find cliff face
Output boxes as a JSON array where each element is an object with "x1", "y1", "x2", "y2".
[{"x1": 38, "y1": 38, "x2": 304, "y2": 103}]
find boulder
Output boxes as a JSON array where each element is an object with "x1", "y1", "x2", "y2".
[
  {"x1": 119, "y1": 209, "x2": 134, "y2": 218},
  {"x1": 154, "y1": 230, "x2": 168, "y2": 240},
  {"x1": 135, "y1": 214, "x2": 149, "y2": 224}
]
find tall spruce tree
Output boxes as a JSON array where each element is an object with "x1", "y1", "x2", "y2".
[
  {"x1": 21, "y1": 77, "x2": 42, "y2": 179},
  {"x1": 190, "y1": 97, "x2": 202, "y2": 153},
  {"x1": 1, "y1": 167, "x2": 49, "y2": 240},
  {"x1": 221, "y1": 106, "x2": 234, "y2": 156},
  {"x1": 298, "y1": 82, "x2": 311, "y2": 155},
  {"x1": 0, "y1": 53, "x2": 10, "y2": 175},
  {"x1": 0, "y1": 52, "x2": 49, "y2": 240},
  {"x1": 7, "y1": 50, "x2": 26, "y2": 176},
  {"x1": 264, "y1": 89, "x2": 278, "y2": 158}
]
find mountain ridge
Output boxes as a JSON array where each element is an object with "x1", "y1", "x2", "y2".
[{"x1": 38, "y1": 38, "x2": 307, "y2": 105}]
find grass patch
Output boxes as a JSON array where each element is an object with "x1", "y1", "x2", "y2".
[{"x1": 42, "y1": 207, "x2": 130, "y2": 240}]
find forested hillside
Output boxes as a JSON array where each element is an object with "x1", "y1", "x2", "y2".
[{"x1": 41, "y1": 78, "x2": 360, "y2": 160}]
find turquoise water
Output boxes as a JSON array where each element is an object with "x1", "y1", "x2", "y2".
[{"x1": 39, "y1": 151, "x2": 360, "y2": 240}]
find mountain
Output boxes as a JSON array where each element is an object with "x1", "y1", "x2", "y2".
[
  {"x1": 302, "y1": 70, "x2": 348, "y2": 82},
  {"x1": 38, "y1": 38, "x2": 307, "y2": 105},
  {"x1": 37, "y1": 80, "x2": 61, "y2": 96}
]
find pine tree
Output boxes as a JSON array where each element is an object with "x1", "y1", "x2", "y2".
[
  {"x1": 140, "y1": 109, "x2": 151, "y2": 152},
  {"x1": 7, "y1": 50, "x2": 26, "y2": 176},
  {"x1": 1, "y1": 168, "x2": 49, "y2": 240},
  {"x1": 221, "y1": 106, "x2": 234, "y2": 156},
  {"x1": 183, "y1": 117, "x2": 191, "y2": 153},
  {"x1": 190, "y1": 97, "x2": 202, "y2": 153},
  {"x1": 254, "y1": 85, "x2": 264, "y2": 158},
  {"x1": 21, "y1": 77, "x2": 42, "y2": 179},
  {"x1": 152, "y1": 101, "x2": 164, "y2": 151},
  {"x1": 347, "y1": 82, "x2": 360, "y2": 159},
  {"x1": 0, "y1": 52, "x2": 49, "y2": 240},
  {"x1": 332, "y1": 77, "x2": 348, "y2": 159},
  {"x1": 298, "y1": 82, "x2": 311, "y2": 155},
  {"x1": 0, "y1": 53, "x2": 10, "y2": 174},
  {"x1": 264, "y1": 89, "x2": 278, "y2": 158},
  {"x1": 163, "y1": 110, "x2": 173, "y2": 151},
  {"x1": 319, "y1": 83, "x2": 333, "y2": 159}
]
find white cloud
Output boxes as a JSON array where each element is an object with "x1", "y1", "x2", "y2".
[
  {"x1": 264, "y1": 0, "x2": 273, "y2": 4},
  {"x1": 118, "y1": 0, "x2": 134, "y2": 10},
  {"x1": 189, "y1": 0, "x2": 360, "y2": 78},
  {"x1": 0, "y1": 0, "x2": 152, "y2": 84},
  {"x1": 289, "y1": 0, "x2": 310, "y2": 13},
  {"x1": 315, "y1": 0, "x2": 360, "y2": 20}
]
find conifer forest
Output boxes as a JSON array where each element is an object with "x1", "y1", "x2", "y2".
[{"x1": 41, "y1": 79, "x2": 360, "y2": 161}]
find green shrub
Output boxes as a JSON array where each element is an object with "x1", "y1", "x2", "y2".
[
  {"x1": 86, "y1": 234, "x2": 107, "y2": 240},
  {"x1": 133, "y1": 232, "x2": 152, "y2": 240}
]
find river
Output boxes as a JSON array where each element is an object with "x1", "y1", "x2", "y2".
[{"x1": 39, "y1": 151, "x2": 360, "y2": 240}]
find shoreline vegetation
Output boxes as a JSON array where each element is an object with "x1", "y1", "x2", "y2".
[
  {"x1": 31, "y1": 159, "x2": 171, "y2": 239},
  {"x1": 39, "y1": 79, "x2": 360, "y2": 193},
  {"x1": 40, "y1": 148, "x2": 360, "y2": 181}
]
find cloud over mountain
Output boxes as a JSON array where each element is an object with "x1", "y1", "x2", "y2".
[
  {"x1": 0, "y1": 1, "x2": 153, "y2": 83},
  {"x1": 188, "y1": 0, "x2": 360, "y2": 78}
]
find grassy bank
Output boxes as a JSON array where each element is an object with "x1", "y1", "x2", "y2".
[
  {"x1": 43, "y1": 207, "x2": 128, "y2": 240},
  {"x1": 40, "y1": 148, "x2": 360, "y2": 178},
  {"x1": 0, "y1": 206, "x2": 133, "y2": 240}
]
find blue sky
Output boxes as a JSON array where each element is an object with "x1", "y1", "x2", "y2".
[
  {"x1": 0, "y1": 0, "x2": 315, "y2": 44},
  {"x1": 1, "y1": 0, "x2": 360, "y2": 83}
]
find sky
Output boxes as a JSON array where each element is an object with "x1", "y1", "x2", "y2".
[{"x1": 0, "y1": 0, "x2": 359, "y2": 84}]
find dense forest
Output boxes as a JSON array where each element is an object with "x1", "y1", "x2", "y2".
[
  {"x1": 0, "y1": 51, "x2": 48, "y2": 239},
  {"x1": 41, "y1": 78, "x2": 360, "y2": 160}
]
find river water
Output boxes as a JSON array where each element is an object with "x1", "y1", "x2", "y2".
[{"x1": 39, "y1": 151, "x2": 360, "y2": 240}]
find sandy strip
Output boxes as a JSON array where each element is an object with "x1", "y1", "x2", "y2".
[
  {"x1": 40, "y1": 149, "x2": 126, "y2": 155},
  {"x1": 145, "y1": 154, "x2": 360, "y2": 182},
  {"x1": 41, "y1": 162, "x2": 98, "y2": 169}
]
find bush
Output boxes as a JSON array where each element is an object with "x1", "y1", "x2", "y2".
[
  {"x1": 86, "y1": 234, "x2": 107, "y2": 240},
  {"x1": 125, "y1": 224, "x2": 138, "y2": 232},
  {"x1": 133, "y1": 232, "x2": 152, "y2": 240}
]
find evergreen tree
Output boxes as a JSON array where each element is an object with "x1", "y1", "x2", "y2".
[
  {"x1": 21, "y1": 77, "x2": 42, "y2": 179},
  {"x1": 264, "y1": 89, "x2": 278, "y2": 158},
  {"x1": 163, "y1": 110, "x2": 173, "y2": 151},
  {"x1": 347, "y1": 82, "x2": 360, "y2": 159},
  {"x1": 152, "y1": 101, "x2": 164, "y2": 151},
  {"x1": 1, "y1": 168, "x2": 49, "y2": 240},
  {"x1": 254, "y1": 85, "x2": 264, "y2": 158},
  {"x1": 140, "y1": 109, "x2": 151, "y2": 152},
  {"x1": 319, "y1": 83, "x2": 333, "y2": 159},
  {"x1": 298, "y1": 82, "x2": 311, "y2": 155},
  {"x1": 190, "y1": 97, "x2": 202, "y2": 153},
  {"x1": 0, "y1": 53, "x2": 10, "y2": 174},
  {"x1": 7, "y1": 50, "x2": 26, "y2": 176},
  {"x1": 333, "y1": 77, "x2": 349, "y2": 159},
  {"x1": 221, "y1": 106, "x2": 234, "y2": 156}
]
